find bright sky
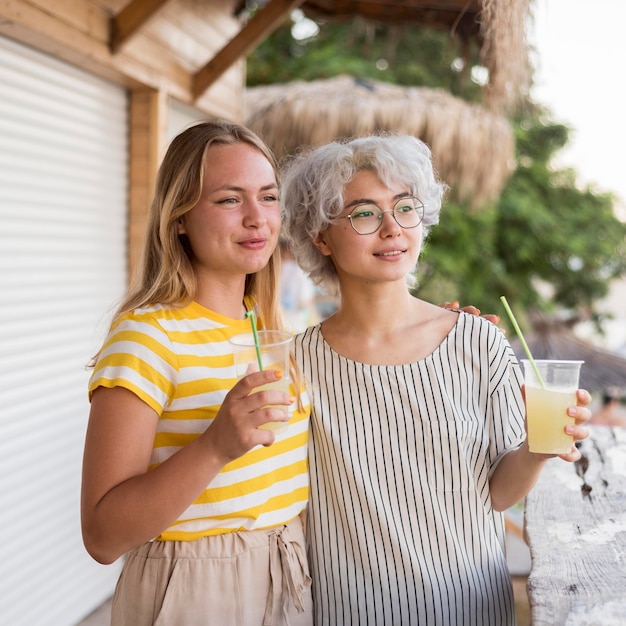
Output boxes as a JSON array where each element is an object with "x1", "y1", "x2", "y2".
[
  {"x1": 530, "y1": 0, "x2": 626, "y2": 214},
  {"x1": 531, "y1": 0, "x2": 626, "y2": 354}
]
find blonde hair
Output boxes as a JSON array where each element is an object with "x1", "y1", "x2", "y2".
[{"x1": 93, "y1": 120, "x2": 285, "y2": 360}]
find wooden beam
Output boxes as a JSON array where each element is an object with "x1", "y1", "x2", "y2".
[
  {"x1": 525, "y1": 427, "x2": 626, "y2": 625},
  {"x1": 193, "y1": 0, "x2": 304, "y2": 100},
  {"x1": 111, "y1": 0, "x2": 172, "y2": 53}
]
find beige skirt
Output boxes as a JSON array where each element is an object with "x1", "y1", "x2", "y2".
[{"x1": 110, "y1": 516, "x2": 312, "y2": 626}]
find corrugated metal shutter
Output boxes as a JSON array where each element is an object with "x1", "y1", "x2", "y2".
[{"x1": 0, "y1": 36, "x2": 127, "y2": 625}]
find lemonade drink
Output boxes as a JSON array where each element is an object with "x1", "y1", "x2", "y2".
[
  {"x1": 230, "y1": 330, "x2": 293, "y2": 435},
  {"x1": 525, "y1": 386, "x2": 576, "y2": 454},
  {"x1": 255, "y1": 376, "x2": 291, "y2": 434},
  {"x1": 521, "y1": 359, "x2": 583, "y2": 454}
]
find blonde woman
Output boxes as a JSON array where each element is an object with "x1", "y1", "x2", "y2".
[{"x1": 81, "y1": 121, "x2": 311, "y2": 625}]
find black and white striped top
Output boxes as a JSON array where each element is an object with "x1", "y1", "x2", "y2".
[{"x1": 294, "y1": 313, "x2": 525, "y2": 626}]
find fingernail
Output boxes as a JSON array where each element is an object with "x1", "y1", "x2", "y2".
[
  {"x1": 274, "y1": 370, "x2": 283, "y2": 379},
  {"x1": 565, "y1": 425, "x2": 575, "y2": 435}
]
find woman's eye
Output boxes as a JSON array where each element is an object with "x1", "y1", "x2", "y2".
[
  {"x1": 218, "y1": 197, "x2": 239, "y2": 206},
  {"x1": 397, "y1": 203, "x2": 415, "y2": 214},
  {"x1": 352, "y1": 207, "x2": 376, "y2": 219},
  {"x1": 261, "y1": 194, "x2": 278, "y2": 203}
]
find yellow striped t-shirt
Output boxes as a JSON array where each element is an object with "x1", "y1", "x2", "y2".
[{"x1": 89, "y1": 300, "x2": 309, "y2": 541}]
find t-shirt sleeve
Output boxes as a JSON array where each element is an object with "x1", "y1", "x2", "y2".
[
  {"x1": 88, "y1": 311, "x2": 179, "y2": 414},
  {"x1": 487, "y1": 328, "x2": 526, "y2": 471}
]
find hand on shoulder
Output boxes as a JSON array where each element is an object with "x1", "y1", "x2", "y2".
[{"x1": 439, "y1": 301, "x2": 501, "y2": 326}]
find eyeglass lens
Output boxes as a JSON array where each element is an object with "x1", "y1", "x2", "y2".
[{"x1": 349, "y1": 197, "x2": 423, "y2": 234}]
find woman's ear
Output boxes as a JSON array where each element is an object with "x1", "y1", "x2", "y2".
[
  {"x1": 177, "y1": 217, "x2": 186, "y2": 235},
  {"x1": 313, "y1": 232, "x2": 332, "y2": 256}
]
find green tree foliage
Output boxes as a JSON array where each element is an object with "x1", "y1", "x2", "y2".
[
  {"x1": 247, "y1": 14, "x2": 626, "y2": 329},
  {"x1": 247, "y1": 15, "x2": 483, "y2": 99},
  {"x1": 417, "y1": 110, "x2": 626, "y2": 330}
]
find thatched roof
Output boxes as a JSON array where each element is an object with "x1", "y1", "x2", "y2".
[
  {"x1": 508, "y1": 317, "x2": 626, "y2": 394},
  {"x1": 295, "y1": 0, "x2": 532, "y2": 114},
  {"x1": 246, "y1": 75, "x2": 515, "y2": 207}
]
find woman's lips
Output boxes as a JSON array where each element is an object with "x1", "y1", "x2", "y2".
[
  {"x1": 239, "y1": 237, "x2": 267, "y2": 250},
  {"x1": 374, "y1": 249, "x2": 405, "y2": 257}
]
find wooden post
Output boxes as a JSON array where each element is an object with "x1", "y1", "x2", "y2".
[
  {"x1": 524, "y1": 426, "x2": 626, "y2": 624},
  {"x1": 128, "y1": 89, "x2": 168, "y2": 281}
]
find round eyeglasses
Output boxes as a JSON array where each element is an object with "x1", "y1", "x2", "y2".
[{"x1": 337, "y1": 196, "x2": 425, "y2": 235}]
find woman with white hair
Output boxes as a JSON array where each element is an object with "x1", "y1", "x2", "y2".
[{"x1": 281, "y1": 133, "x2": 591, "y2": 626}]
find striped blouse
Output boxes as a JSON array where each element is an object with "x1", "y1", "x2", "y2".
[
  {"x1": 89, "y1": 300, "x2": 309, "y2": 541},
  {"x1": 294, "y1": 312, "x2": 525, "y2": 626}
]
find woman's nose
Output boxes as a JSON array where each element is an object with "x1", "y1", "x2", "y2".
[
  {"x1": 378, "y1": 210, "x2": 401, "y2": 235},
  {"x1": 243, "y1": 199, "x2": 267, "y2": 226}
]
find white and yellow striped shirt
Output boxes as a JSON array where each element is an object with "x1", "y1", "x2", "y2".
[{"x1": 89, "y1": 300, "x2": 309, "y2": 541}]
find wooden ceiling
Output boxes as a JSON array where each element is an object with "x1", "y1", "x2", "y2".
[
  {"x1": 0, "y1": 0, "x2": 526, "y2": 114},
  {"x1": 108, "y1": 0, "x2": 305, "y2": 99},
  {"x1": 109, "y1": 0, "x2": 488, "y2": 99}
]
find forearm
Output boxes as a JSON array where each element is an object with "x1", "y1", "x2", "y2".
[
  {"x1": 83, "y1": 371, "x2": 288, "y2": 564},
  {"x1": 82, "y1": 433, "x2": 226, "y2": 564},
  {"x1": 489, "y1": 441, "x2": 548, "y2": 511}
]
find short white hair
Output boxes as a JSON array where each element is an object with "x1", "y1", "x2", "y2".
[{"x1": 280, "y1": 133, "x2": 447, "y2": 295}]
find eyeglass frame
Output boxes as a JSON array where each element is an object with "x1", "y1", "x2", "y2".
[{"x1": 335, "y1": 196, "x2": 425, "y2": 235}]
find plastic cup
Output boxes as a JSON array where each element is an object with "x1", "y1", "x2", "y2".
[
  {"x1": 521, "y1": 359, "x2": 584, "y2": 454},
  {"x1": 230, "y1": 330, "x2": 293, "y2": 434}
]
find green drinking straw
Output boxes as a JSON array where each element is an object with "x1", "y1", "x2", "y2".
[
  {"x1": 499, "y1": 295, "x2": 545, "y2": 389},
  {"x1": 245, "y1": 310, "x2": 264, "y2": 371}
]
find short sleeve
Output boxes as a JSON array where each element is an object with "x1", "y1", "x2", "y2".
[
  {"x1": 487, "y1": 332, "x2": 526, "y2": 471},
  {"x1": 89, "y1": 311, "x2": 179, "y2": 414}
]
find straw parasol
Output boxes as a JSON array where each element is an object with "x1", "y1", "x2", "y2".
[
  {"x1": 245, "y1": 75, "x2": 515, "y2": 207},
  {"x1": 508, "y1": 316, "x2": 626, "y2": 394}
]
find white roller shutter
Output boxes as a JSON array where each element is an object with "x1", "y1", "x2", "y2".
[
  {"x1": 0, "y1": 36, "x2": 127, "y2": 625},
  {"x1": 168, "y1": 98, "x2": 208, "y2": 141}
]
